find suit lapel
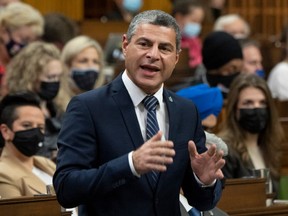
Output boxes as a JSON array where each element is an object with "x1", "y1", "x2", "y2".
[
  {"x1": 156, "y1": 90, "x2": 180, "y2": 193},
  {"x1": 111, "y1": 75, "x2": 144, "y2": 150},
  {"x1": 164, "y1": 90, "x2": 179, "y2": 142},
  {"x1": 22, "y1": 174, "x2": 47, "y2": 194},
  {"x1": 111, "y1": 76, "x2": 156, "y2": 191}
]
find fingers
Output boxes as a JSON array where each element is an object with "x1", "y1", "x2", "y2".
[
  {"x1": 147, "y1": 131, "x2": 174, "y2": 151},
  {"x1": 188, "y1": 140, "x2": 198, "y2": 158},
  {"x1": 133, "y1": 131, "x2": 175, "y2": 174},
  {"x1": 146, "y1": 155, "x2": 174, "y2": 170},
  {"x1": 206, "y1": 144, "x2": 217, "y2": 157}
]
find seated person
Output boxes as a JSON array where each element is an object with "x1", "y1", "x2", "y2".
[
  {"x1": 104, "y1": 0, "x2": 143, "y2": 22},
  {"x1": 240, "y1": 39, "x2": 264, "y2": 77},
  {"x1": 61, "y1": 35, "x2": 106, "y2": 96},
  {"x1": 172, "y1": 0, "x2": 205, "y2": 69},
  {"x1": 176, "y1": 83, "x2": 223, "y2": 131},
  {"x1": 5, "y1": 41, "x2": 71, "y2": 160},
  {"x1": 202, "y1": 31, "x2": 243, "y2": 97},
  {"x1": 42, "y1": 12, "x2": 79, "y2": 50},
  {"x1": 267, "y1": 25, "x2": 288, "y2": 100},
  {"x1": 0, "y1": 91, "x2": 56, "y2": 198},
  {"x1": 217, "y1": 74, "x2": 285, "y2": 196},
  {"x1": 0, "y1": 2, "x2": 44, "y2": 90},
  {"x1": 213, "y1": 14, "x2": 250, "y2": 39}
]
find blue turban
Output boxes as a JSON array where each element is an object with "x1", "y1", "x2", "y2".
[{"x1": 176, "y1": 84, "x2": 223, "y2": 120}]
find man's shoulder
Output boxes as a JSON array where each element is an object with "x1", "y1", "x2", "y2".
[{"x1": 164, "y1": 88, "x2": 196, "y2": 108}]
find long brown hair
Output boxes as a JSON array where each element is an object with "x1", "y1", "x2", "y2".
[{"x1": 218, "y1": 74, "x2": 284, "y2": 180}]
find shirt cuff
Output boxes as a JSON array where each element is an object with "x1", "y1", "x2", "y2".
[
  {"x1": 128, "y1": 151, "x2": 141, "y2": 178},
  {"x1": 193, "y1": 172, "x2": 216, "y2": 187}
]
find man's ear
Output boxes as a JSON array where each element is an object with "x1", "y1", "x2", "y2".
[
  {"x1": 0, "y1": 124, "x2": 12, "y2": 141},
  {"x1": 122, "y1": 34, "x2": 129, "y2": 57}
]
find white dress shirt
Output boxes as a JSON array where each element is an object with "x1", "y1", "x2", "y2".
[
  {"x1": 122, "y1": 71, "x2": 168, "y2": 176},
  {"x1": 122, "y1": 71, "x2": 215, "y2": 187}
]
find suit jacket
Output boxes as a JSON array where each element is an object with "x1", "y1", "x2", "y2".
[
  {"x1": 53, "y1": 75, "x2": 223, "y2": 216},
  {"x1": 0, "y1": 147, "x2": 56, "y2": 198}
]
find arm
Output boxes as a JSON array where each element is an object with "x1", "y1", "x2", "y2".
[
  {"x1": 53, "y1": 97, "x2": 137, "y2": 208},
  {"x1": 182, "y1": 109, "x2": 225, "y2": 211}
]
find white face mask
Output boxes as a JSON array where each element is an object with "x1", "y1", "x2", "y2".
[
  {"x1": 182, "y1": 22, "x2": 202, "y2": 38},
  {"x1": 233, "y1": 33, "x2": 247, "y2": 40}
]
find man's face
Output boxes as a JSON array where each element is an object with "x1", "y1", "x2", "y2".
[
  {"x1": 242, "y1": 45, "x2": 263, "y2": 74},
  {"x1": 122, "y1": 23, "x2": 179, "y2": 94},
  {"x1": 223, "y1": 19, "x2": 247, "y2": 39}
]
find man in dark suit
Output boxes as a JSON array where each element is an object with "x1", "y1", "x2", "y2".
[{"x1": 53, "y1": 10, "x2": 225, "y2": 216}]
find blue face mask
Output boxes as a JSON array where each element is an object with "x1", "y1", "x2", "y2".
[
  {"x1": 256, "y1": 69, "x2": 265, "y2": 78},
  {"x1": 183, "y1": 22, "x2": 201, "y2": 38},
  {"x1": 122, "y1": 0, "x2": 143, "y2": 13}
]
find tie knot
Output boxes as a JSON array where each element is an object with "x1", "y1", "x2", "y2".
[{"x1": 143, "y1": 96, "x2": 158, "y2": 111}]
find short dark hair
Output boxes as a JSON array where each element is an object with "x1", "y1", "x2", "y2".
[
  {"x1": 0, "y1": 91, "x2": 41, "y2": 128},
  {"x1": 42, "y1": 13, "x2": 79, "y2": 46},
  {"x1": 172, "y1": 0, "x2": 204, "y2": 17}
]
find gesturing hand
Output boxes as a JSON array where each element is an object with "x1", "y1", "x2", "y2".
[
  {"x1": 188, "y1": 140, "x2": 225, "y2": 185},
  {"x1": 132, "y1": 131, "x2": 175, "y2": 175}
]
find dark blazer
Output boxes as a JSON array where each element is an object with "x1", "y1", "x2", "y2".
[{"x1": 53, "y1": 75, "x2": 222, "y2": 216}]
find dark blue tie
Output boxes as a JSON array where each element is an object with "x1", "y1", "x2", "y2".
[
  {"x1": 143, "y1": 95, "x2": 159, "y2": 187},
  {"x1": 188, "y1": 208, "x2": 201, "y2": 216}
]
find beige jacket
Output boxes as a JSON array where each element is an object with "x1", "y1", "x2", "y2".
[{"x1": 0, "y1": 147, "x2": 56, "y2": 198}]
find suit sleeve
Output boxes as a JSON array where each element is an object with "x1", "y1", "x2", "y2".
[
  {"x1": 181, "y1": 105, "x2": 223, "y2": 211},
  {"x1": 53, "y1": 97, "x2": 137, "y2": 208}
]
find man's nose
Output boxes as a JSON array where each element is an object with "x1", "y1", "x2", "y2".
[{"x1": 146, "y1": 45, "x2": 160, "y2": 60}]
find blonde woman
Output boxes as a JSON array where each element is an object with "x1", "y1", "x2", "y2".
[
  {"x1": 0, "y1": 2, "x2": 44, "y2": 97},
  {"x1": 61, "y1": 35, "x2": 106, "y2": 95},
  {"x1": 0, "y1": 2, "x2": 43, "y2": 65}
]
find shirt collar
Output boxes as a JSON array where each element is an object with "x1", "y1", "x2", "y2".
[{"x1": 122, "y1": 70, "x2": 164, "y2": 107}]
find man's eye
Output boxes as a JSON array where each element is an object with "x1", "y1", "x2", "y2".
[{"x1": 139, "y1": 42, "x2": 148, "y2": 47}]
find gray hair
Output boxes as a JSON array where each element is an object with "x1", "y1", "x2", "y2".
[
  {"x1": 126, "y1": 10, "x2": 181, "y2": 52},
  {"x1": 213, "y1": 14, "x2": 250, "y2": 38}
]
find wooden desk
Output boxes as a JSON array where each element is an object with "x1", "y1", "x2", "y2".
[
  {"x1": 217, "y1": 178, "x2": 288, "y2": 215},
  {"x1": 227, "y1": 204, "x2": 288, "y2": 216},
  {"x1": 274, "y1": 99, "x2": 288, "y2": 175},
  {"x1": 218, "y1": 178, "x2": 267, "y2": 211},
  {"x1": 0, "y1": 195, "x2": 71, "y2": 216}
]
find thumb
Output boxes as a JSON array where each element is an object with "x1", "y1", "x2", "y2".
[
  {"x1": 188, "y1": 140, "x2": 198, "y2": 158},
  {"x1": 149, "y1": 130, "x2": 162, "y2": 142}
]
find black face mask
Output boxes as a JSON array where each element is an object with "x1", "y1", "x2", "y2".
[
  {"x1": 71, "y1": 68, "x2": 99, "y2": 91},
  {"x1": 38, "y1": 81, "x2": 60, "y2": 101},
  {"x1": 206, "y1": 72, "x2": 240, "y2": 90},
  {"x1": 5, "y1": 30, "x2": 26, "y2": 58},
  {"x1": 12, "y1": 128, "x2": 44, "y2": 157},
  {"x1": 238, "y1": 108, "x2": 269, "y2": 134}
]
